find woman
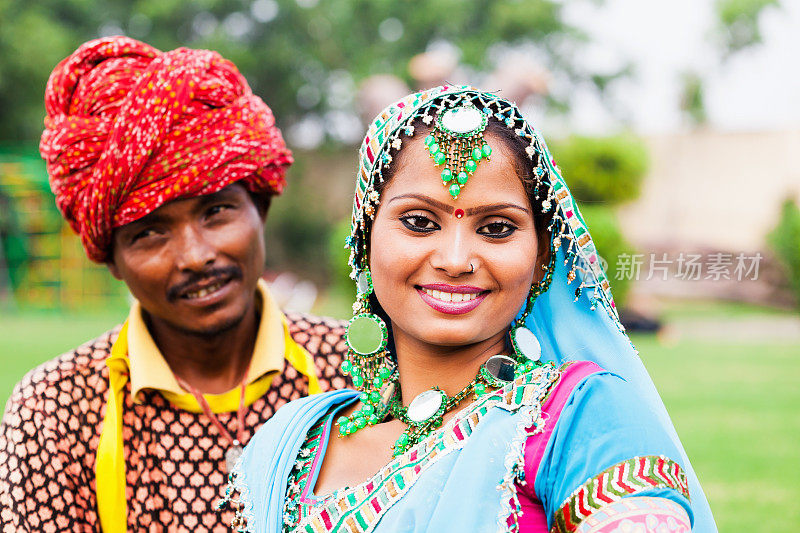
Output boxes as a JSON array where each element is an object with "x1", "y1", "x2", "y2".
[{"x1": 220, "y1": 86, "x2": 716, "y2": 532}]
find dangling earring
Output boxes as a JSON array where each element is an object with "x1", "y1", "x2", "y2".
[
  {"x1": 510, "y1": 326, "x2": 541, "y2": 363},
  {"x1": 508, "y1": 242, "x2": 557, "y2": 366},
  {"x1": 339, "y1": 267, "x2": 398, "y2": 436},
  {"x1": 344, "y1": 268, "x2": 388, "y2": 388}
]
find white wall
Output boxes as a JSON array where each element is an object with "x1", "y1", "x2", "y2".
[{"x1": 619, "y1": 129, "x2": 800, "y2": 252}]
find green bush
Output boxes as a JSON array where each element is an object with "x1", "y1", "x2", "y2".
[
  {"x1": 768, "y1": 198, "x2": 800, "y2": 310},
  {"x1": 549, "y1": 134, "x2": 648, "y2": 312},
  {"x1": 549, "y1": 135, "x2": 648, "y2": 205},
  {"x1": 328, "y1": 217, "x2": 355, "y2": 293},
  {"x1": 263, "y1": 160, "x2": 335, "y2": 284},
  {"x1": 576, "y1": 204, "x2": 635, "y2": 310}
]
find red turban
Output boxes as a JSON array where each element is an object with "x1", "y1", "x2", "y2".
[{"x1": 40, "y1": 36, "x2": 293, "y2": 262}]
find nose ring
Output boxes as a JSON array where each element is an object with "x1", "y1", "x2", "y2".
[{"x1": 468, "y1": 263, "x2": 475, "y2": 274}]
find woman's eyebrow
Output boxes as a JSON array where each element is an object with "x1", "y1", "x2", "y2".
[
  {"x1": 386, "y1": 194, "x2": 529, "y2": 216},
  {"x1": 466, "y1": 203, "x2": 530, "y2": 216},
  {"x1": 387, "y1": 193, "x2": 454, "y2": 213}
]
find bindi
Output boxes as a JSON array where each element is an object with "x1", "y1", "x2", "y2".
[{"x1": 454, "y1": 208, "x2": 464, "y2": 219}]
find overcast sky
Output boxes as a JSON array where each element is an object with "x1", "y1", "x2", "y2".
[{"x1": 558, "y1": 0, "x2": 800, "y2": 134}]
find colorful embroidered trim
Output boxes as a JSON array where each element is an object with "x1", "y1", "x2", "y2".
[
  {"x1": 550, "y1": 455, "x2": 690, "y2": 533},
  {"x1": 287, "y1": 364, "x2": 561, "y2": 533},
  {"x1": 497, "y1": 361, "x2": 589, "y2": 533},
  {"x1": 284, "y1": 415, "x2": 330, "y2": 529},
  {"x1": 497, "y1": 403, "x2": 543, "y2": 532},
  {"x1": 573, "y1": 496, "x2": 691, "y2": 533}
]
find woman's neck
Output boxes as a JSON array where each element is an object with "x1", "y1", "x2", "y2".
[{"x1": 392, "y1": 328, "x2": 509, "y2": 403}]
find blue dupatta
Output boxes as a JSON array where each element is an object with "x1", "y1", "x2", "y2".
[{"x1": 227, "y1": 389, "x2": 361, "y2": 533}]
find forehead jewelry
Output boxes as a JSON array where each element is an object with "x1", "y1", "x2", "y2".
[{"x1": 424, "y1": 104, "x2": 492, "y2": 200}]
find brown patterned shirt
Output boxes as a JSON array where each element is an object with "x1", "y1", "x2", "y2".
[{"x1": 0, "y1": 312, "x2": 349, "y2": 532}]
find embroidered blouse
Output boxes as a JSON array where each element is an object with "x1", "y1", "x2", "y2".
[{"x1": 225, "y1": 361, "x2": 692, "y2": 533}]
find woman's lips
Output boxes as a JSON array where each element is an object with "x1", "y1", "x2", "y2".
[{"x1": 416, "y1": 284, "x2": 488, "y2": 315}]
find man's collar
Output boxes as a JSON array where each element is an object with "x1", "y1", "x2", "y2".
[{"x1": 127, "y1": 279, "x2": 285, "y2": 401}]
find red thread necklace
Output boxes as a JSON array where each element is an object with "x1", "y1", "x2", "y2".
[{"x1": 176, "y1": 371, "x2": 249, "y2": 473}]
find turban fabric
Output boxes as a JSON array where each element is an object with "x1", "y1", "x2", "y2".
[{"x1": 40, "y1": 36, "x2": 293, "y2": 262}]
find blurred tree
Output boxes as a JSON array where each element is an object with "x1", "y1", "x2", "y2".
[
  {"x1": 714, "y1": 0, "x2": 780, "y2": 55},
  {"x1": 0, "y1": 0, "x2": 615, "y2": 143},
  {"x1": 549, "y1": 135, "x2": 648, "y2": 312},
  {"x1": 768, "y1": 198, "x2": 800, "y2": 312},
  {"x1": 679, "y1": 71, "x2": 707, "y2": 126},
  {"x1": 679, "y1": 0, "x2": 781, "y2": 125}
]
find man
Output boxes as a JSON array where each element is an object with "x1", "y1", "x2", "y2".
[{"x1": 0, "y1": 37, "x2": 348, "y2": 532}]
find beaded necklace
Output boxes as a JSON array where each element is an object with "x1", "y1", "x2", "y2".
[
  {"x1": 338, "y1": 340, "x2": 541, "y2": 456},
  {"x1": 388, "y1": 355, "x2": 539, "y2": 455}
]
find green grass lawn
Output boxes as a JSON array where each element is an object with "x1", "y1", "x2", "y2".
[
  {"x1": 0, "y1": 309, "x2": 127, "y2": 401},
  {"x1": 630, "y1": 332, "x2": 800, "y2": 532},
  {"x1": 1, "y1": 304, "x2": 798, "y2": 532}
]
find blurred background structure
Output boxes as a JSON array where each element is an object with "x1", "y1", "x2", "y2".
[{"x1": 0, "y1": 1, "x2": 798, "y2": 530}]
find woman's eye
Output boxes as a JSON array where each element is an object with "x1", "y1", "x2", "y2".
[
  {"x1": 400, "y1": 215, "x2": 439, "y2": 233},
  {"x1": 477, "y1": 222, "x2": 517, "y2": 238}
]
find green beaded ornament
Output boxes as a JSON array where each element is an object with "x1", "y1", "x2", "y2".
[
  {"x1": 425, "y1": 104, "x2": 490, "y2": 200},
  {"x1": 387, "y1": 349, "x2": 539, "y2": 456},
  {"x1": 448, "y1": 183, "x2": 461, "y2": 199}
]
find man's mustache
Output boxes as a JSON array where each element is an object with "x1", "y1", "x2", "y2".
[{"x1": 166, "y1": 266, "x2": 243, "y2": 301}]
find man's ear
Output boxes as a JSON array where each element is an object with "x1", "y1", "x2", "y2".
[
  {"x1": 107, "y1": 259, "x2": 123, "y2": 281},
  {"x1": 256, "y1": 195, "x2": 271, "y2": 222}
]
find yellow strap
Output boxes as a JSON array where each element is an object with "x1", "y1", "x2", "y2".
[
  {"x1": 95, "y1": 318, "x2": 322, "y2": 532},
  {"x1": 96, "y1": 322, "x2": 130, "y2": 533},
  {"x1": 160, "y1": 373, "x2": 275, "y2": 413}
]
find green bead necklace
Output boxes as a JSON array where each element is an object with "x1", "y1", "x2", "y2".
[{"x1": 338, "y1": 353, "x2": 540, "y2": 456}]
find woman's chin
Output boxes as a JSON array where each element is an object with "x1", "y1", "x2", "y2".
[{"x1": 410, "y1": 328, "x2": 498, "y2": 349}]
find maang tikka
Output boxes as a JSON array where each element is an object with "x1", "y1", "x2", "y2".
[{"x1": 425, "y1": 104, "x2": 492, "y2": 199}]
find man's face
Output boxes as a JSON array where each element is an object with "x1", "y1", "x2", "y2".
[{"x1": 108, "y1": 183, "x2": 267, "y2": 337}]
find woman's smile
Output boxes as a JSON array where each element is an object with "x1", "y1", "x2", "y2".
[{"x1": 416, "y1": 284, "x2": 489, "y2": 314}]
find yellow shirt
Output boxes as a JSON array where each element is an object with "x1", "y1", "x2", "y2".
[
  {"x1": 96, "y1": 279, "x2": 321, "y2": 533},
  {"x1": 126, "y1": 278, "x2": 294, "y2": 411}
]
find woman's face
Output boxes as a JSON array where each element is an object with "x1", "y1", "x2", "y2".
[{"x1": 369, "y1": 132, "x2": 539, "y2": 349}]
